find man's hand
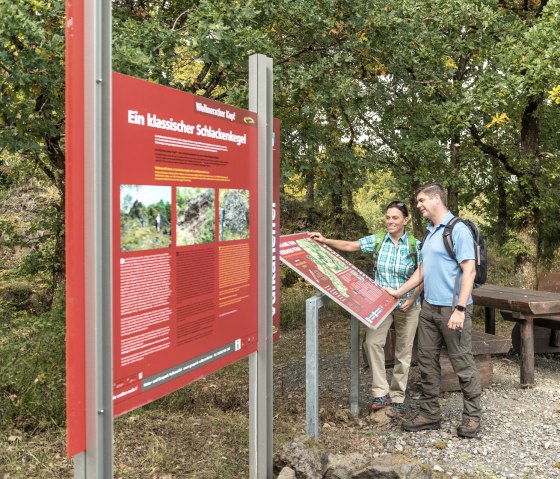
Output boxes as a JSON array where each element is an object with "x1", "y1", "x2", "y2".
[{"x1": 447, "y1": 309, "x2": 465, "y2": 330}]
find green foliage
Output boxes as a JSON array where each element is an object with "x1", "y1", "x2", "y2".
[
  {"x1": 279, "y1": 279, "x2": 315, "y2": 331},
  {"x1": 353, "y1": 171, "x2": 416, "y2": 232},
  {"x1": 502, "y1": 234, "x2": 533, "y2": 260},
  {"x1": 0, "y1": 289, "x2": 66, "y2": 431},
  {"x1": 0, "y1": 165, "x2": 61, "y2": 310},
  {"x1": 0, "y1": 0, "x2": 65, "y2": 193}
]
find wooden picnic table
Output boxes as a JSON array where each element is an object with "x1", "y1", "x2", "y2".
[{"x1": 472, "y1": 283, "x2": 560, "y2": 387}]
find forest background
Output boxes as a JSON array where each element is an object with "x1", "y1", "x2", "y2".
[{"x1": 1, "y1": 0, "x2": 560, "y2": 477}]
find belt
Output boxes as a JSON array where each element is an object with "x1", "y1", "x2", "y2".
[{"x1": 424, "y1": 301, "x2": 453, "y2": 313}]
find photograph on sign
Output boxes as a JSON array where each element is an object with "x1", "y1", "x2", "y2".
[
  {"x1": 176, "y1": 187, "x2": 215, "y2": 246},
  {"x1": 120, "y1": 185, "x2": 172, "y2": 251},
  {"x1": 219, "y1": 189, "x2": 250, "y2": 241},
  {"x1": 112, "y1": 72, "x2": 260, "y2": 416},
  {"x1": 279, "y1": 232, "x2": 397, "y2": 329}
]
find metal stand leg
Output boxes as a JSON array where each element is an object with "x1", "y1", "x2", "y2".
[
  {"x1": 305, "y1": 292, "x2": 361, "y2": 440},
  {"x1": 350, "y1": 317, "x2": 360, "y2": 416},
  {"x1": 305, "y1": 293, "x2": 321, "y2": 440}
]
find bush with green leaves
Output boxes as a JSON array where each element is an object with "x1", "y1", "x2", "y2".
[{"x1": 0, "y1": 290, "x2": 66, "y2": 431}]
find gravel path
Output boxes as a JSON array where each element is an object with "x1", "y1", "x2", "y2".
[{"x1": 275, "y1": 352, "x2": 560, "y2": 478}]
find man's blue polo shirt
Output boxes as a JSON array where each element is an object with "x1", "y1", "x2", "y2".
[{"x1": 422, "y1": 211, "x2": 475, "y2": 306}]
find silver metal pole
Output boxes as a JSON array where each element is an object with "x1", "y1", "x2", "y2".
[
  {"x1": 350, "y1": 317, "x2": 361, "y2": 415},
  {"x1": 248, "y1": 54, "x2": 273, "y2": 479},
  {"x1": 305, "y1": 293, "x2": 360, "y2": 439},
  {"x1": 305, "y1": 293, "x2": 321, "y2": 439},
  {"x1": 77, "y1": 0, "x2": 113, "y2": 477}
]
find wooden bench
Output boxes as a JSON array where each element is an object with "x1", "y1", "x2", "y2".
[
  {"x1": 501, "y1": 272, "x2": 560, "y2": 353},
  {"x1": 381, "y1": 328, "x2": 511, "y2": 392}
]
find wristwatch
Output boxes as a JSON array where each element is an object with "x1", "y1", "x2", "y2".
[{"x1": 455, "y1": 305, "x2": 466, "y2": 312}]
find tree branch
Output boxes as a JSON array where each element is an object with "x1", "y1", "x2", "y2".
[{"x1": 468, "y1": 124, "x2": 520, "y2": 177}]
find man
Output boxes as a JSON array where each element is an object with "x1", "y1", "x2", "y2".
[{"x1": 385, "y1": 183, "x2": 481, "y2": 438}]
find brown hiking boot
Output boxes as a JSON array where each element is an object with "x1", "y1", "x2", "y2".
[
  {"x1": 403, "y1": 414, "x2": 441, "y2": 432},
  {"x1": 457, "y1": 417, "x2": 480, "y2": 438}
]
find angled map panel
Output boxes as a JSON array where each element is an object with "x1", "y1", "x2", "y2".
[{"x1": 279, "y1": 233, "x2": 397, "y2": 329}]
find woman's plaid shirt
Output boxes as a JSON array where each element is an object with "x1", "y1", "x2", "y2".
[{"x1": 358, "y1": 231, "x2": 421, "y2": 306}]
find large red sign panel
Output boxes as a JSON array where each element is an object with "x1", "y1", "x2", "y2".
[
  {"x1": 279, "y1": 233, "x2": 397, "y2": 328},
  {"x1": 112, "y1": 73, "x2": 259, "y2": 416},
  {"x1": 65, "y1": 0, "x2": 86, "y2": 457}
]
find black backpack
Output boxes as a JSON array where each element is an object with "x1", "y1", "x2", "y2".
[{"x1": 442, "y1": 217, "x2": 487, "y2": 288}]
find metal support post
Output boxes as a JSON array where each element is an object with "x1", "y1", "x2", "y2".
[
  {"x1": 305, "y1": 292, "x2": 332, "y2": 440},
  {"x1": 350, "y1": 317, "x2": 361, "y2": 416},
  {"x1": 75, "y1": 0, "x2": 113, "y2": 477},
  {"x1": 248, "y1": 53, "x2": 274, "y2": 479}
]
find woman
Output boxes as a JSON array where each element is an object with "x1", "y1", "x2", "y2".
[{"x1": 308, "y1": 201, "x2": 421, "y2": 413}]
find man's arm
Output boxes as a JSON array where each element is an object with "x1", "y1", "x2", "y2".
[
  {"x1": 447, "y1": 259, "x2": 476, "y2": 330},
  {"x1": 385, "y1": 265, "x2": 424, "y2": 298},
  {"x1": 307, "y1": 232, "x2": 360, "y2": 252},
  {"x1": 399, "y1": 282, "x2": 423, "y2": 312}
]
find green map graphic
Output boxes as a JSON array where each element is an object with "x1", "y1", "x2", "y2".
[{"x1": 296, "y1": 238, "x2": 349, "y2": 298}]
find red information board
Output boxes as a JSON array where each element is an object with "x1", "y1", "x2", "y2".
[
  {"x1": 279, "y1": 233, "x2": 397, "y2": 328},
  {"x1": 112, "y1": 73, "x2": 260, "y2": 416}
]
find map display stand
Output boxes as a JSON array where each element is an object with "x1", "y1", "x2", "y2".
[
  {"x1": 305, "y1": 291, "x2": 362, "y2": 439},
  {"x1": 279, "y1": 233, "x2": 398, "y2": 439}
]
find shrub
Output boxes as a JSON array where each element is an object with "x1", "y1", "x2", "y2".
[
  {"x1": 279, "y1": 280, "x2": 315, "y2": 331},
  {"x1": 0, "y1": 288, "x2": 66, "y2": 431}
]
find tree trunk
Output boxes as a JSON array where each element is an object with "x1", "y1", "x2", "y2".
[
  {"x1": 330, "y1": 168, "x2": 343, "y2": 216},
  {"x1": 305, "y1": 167, "x2": 315, "y2": 205},
  {"x1": 514, "y1": 227, "x2": 538, "y2": 289},
  {"x1": 409, "y1": 177, "x2": 424, "y2": 238},
  {"x1": 495, "y1": 176, "x2": 507, "y2": 246},
  {"x1": 447, "y1": 186, "x2": 459, "y2": 217},
  {"x1": 345, "y1": 183, "x2": 354, "y2": 211},
  {"x1": 447, "y1": 138, "x2": 460, "y2": 215},
  {"x1": 514, "y1": 95, "x2": 541, "y2": 287}
]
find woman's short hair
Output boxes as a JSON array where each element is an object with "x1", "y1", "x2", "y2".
[{"x1": 386, "y1": 200, "x2": 409, "y2": 217}]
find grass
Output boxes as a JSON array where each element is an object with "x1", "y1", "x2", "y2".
[
  {"x1": 0, "y1": 285, "x2": 523, "y2": 478},
  {"x1": 0, "y1": 290, "x2": 348, "y2": 478}
]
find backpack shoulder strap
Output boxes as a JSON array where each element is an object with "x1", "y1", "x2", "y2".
[
  {"x1": 372, "y1": 232, "x2": 385, "y2": 275},
  {"x1": 374, "y1": 232, "x2": 384, "y2": 253},
  {"x1": 408, "y1": 233, "x2": 417, "y2": 253},
  {"x1": 442, "y1": 216, "x2": 461, "y2": 261}
]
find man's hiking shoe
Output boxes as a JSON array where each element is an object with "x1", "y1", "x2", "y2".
[
  {"x1": 370, "y1": 394, "x2": 391, "y2": 410},
  {"x1": 457, "y1": 417, "x2": 480, "y2": 438},
  {"x1": 389, "y1": 402, "x2": 405, "y2": 414},
  {"x1": 403, "y1": 414, "x2": 441, "y2": 432}
]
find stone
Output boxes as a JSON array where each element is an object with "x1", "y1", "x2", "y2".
[
  {"x1": 274, "y1": 435, "x2": 328, "y2": 479},
  {"x1": 350, "y1": 454, "x2": 433, "y2": 479},
  {"x1": 368, "y1": 407, "x2": 395, "y2": 427},
  {"x1": 324, "y1": 452, "x2": 369, "y2": 479},
  {"x1": 277, "y1": 466, "x2": 297, "y2": 479}
]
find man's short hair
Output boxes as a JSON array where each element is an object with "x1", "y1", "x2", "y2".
[{"x1": 415, "y1": 183, "x2": 447, "y2": 206}]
